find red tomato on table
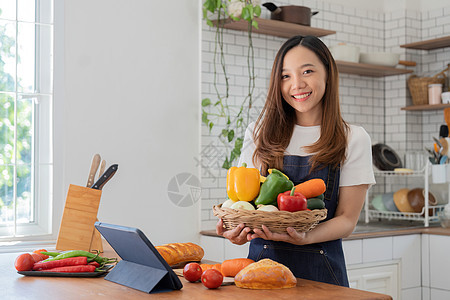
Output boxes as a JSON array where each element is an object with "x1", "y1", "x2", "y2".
[
  {"x1": 201, "y1": 269, "x2": 223, "y2": 289},
  {"x1": 183, "y1": 262, "x2": 202, "y2": 282},
  {"x1": 14, "y1": 253, "x2": 35, "y2": 271}
]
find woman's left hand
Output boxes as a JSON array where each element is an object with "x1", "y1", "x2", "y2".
[{"x1": 248, "y1": 225, "x2": 307, "y2": 245}]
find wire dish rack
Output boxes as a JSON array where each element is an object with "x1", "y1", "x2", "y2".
[{"x1": 364, "y1": 161, "x2": 446, "y2": 227}]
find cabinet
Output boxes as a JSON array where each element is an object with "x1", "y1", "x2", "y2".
[
  {"x1": 347, "y1": 261, "x2": 399, "y2": 299},
  {"x1": 364, "y1": 162, "x2": 446, "y2": 227}
]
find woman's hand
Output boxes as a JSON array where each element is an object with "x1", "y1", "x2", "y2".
[
  {"x1": 216, "y1": 219, "x2": 251, "y2": 245},
  {"x1": 248, "y1": 225, "x2": 307, "y2": 245}
]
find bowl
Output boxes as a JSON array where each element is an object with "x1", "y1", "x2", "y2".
[
  {"x1": 382, "y1": 192, "x2": 398, "y2": 212},
  {"x1": 371, "y1": 194, "x2": 387, "y2": 211},
  {"x1": 329, "y1": 43, "x2": 360, "y2": 63},
  {"x1": 359, "y1": 52, "x2": 400, "y2": 67},
  {"x1": 393, "y1": 188, "x2": 414, "y2": 212},
  {"x1": 407, "y1": 188, "x2": 437, "y2": 214}
]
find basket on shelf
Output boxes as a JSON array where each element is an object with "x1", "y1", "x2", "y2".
[
  {"x1": 407, "y1": 66, "x2": 449, "y2": 105},
  {"x1": 213, "y1": 204, "x2": 327, "y2": 234}
]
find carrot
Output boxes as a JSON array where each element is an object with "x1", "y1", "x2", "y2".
[
  {"x1": 212, "y1": 263, "x2": 222, "y2": 273},
  {"x1": 294, "y1": 178, "x2": 326, "y2": 199},
  {"x1": 40, "y1": 265, "x2": 96, "y2": 273},
  {"x1": 33, "y1": 256, "x2": 88, "y2": 271},
  {"x1": 221, "y1": 258, "x2": 254, "y2": 277},
  {"x1": 200, "y1": 264, "x2": 214, "y2": 272}
]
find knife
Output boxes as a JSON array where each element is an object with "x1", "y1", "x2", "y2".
[
  {"x1": 91, "y1": 164, "x2": 118, "y2": 190},
  {"x1": 86, "y1": 154, "x2": 101, "y2": 187},
  {"x1": 97, "y1": 159, "x2": 106, "y2": 181}
]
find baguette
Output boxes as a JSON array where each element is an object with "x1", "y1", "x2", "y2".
[{"x1": 156, "y1": 242, "x2": 204, "y2": 266}]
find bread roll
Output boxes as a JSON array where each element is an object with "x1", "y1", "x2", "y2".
[
  {"x1": 234, "y1": 258, "x2": 297, "y2": 289},
  {"x1": 156, "y1": 242, "x2": 204, "y2": 266}
]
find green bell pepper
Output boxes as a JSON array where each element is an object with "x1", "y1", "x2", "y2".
[{"x1": 255, "y1": 169, "x2": 294, "y2": 206}]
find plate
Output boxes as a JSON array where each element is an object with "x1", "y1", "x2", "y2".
[{"x1": 18, "y1": 265, "x2": 114, "y2": 277}]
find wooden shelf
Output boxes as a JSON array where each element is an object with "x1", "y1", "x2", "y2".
[
  {"x1": 401, "y1": 103, "x2": 450, "y2": 111},
  {"x1": 400, "y1": 36, "x2": 450, "y2": 50},
  {"x1": 213, "y1": 17, "x2": 336, "y2": 38},
  {"x1": 335, "y1": 60, "x2": 414, "y2": 77}
]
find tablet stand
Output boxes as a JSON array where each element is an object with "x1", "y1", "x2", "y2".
[{"x1": 105, "y1": 260, "x2": 174, "y2": 293}]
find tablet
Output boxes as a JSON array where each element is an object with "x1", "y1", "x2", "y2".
[{"x1": 94, "y1": 222, "x2": 183, "y2": 293}]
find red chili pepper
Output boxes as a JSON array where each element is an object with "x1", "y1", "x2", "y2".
[
  {"x1": 88, "y1": 261, "x2": 100, "y2": 267},
  {"x1": 39, "y1": 265, "x2": 96, "y2": 273},
  {"x1": 277, "y1": 186, "x2": 307, "y2": 212},
  {"x1": 33, "y1": 256, "x2": 88, "y2": 271}
]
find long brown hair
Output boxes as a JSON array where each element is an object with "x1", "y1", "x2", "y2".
[{"x1": 253, "y1": 35, "x2": 348, "y2": 175}]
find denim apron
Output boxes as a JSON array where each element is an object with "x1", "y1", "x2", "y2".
[{"x1": 248, "y1": 155, "x2": 349, "y2": 287}]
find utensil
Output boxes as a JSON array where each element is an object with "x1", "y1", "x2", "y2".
[
  {"x1": 398, "y1": 60, "x2": 417, "y2": 66},
  {"x1": 263, "y1": 2, "x2": 318, "y2": 26},
  {"x1": 91, "y1": 164, "x2": 118, "y2": 190},
  {"x1": 97, "y1": 160, "x2": 106, "y2": 181},
  {"x1": 86, "y1": 154, "x2": 101, "y2": 187}
]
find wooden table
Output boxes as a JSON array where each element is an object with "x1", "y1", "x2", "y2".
[{"x1": 2, "y1": 245, "x2": 392, "y2": 300}]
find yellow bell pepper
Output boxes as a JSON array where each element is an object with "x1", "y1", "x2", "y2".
[{"x1": 226, "y1": 163, "x2": 260, "y2": 202}]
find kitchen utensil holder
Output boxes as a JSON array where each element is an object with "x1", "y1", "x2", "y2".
[{"x1": 56, "y1": 184, "x2": 103, "y2": 252}]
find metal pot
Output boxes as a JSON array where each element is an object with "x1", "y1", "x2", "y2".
[{"x1": 263, "y1": 2, "x2": 318, "y2": 26}]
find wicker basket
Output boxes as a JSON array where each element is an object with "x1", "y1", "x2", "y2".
[
  {"x1": 408, "y1": 66, "x2": 448, "y2": 105},
  {"x1": 213, "y1": 204, "x2": 327, "y2": 234}
]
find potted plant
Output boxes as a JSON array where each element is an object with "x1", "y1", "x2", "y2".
[{"x1": 202, "y1": 0, "x2": 261, "y2": 169}]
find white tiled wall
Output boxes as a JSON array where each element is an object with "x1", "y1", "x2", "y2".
[{"x1": 200, "y1": 1, "x2": 450, "y2": 229}]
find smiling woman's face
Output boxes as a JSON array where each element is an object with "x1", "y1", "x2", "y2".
[{"x1": 280, "y1": 45, "x2": 327, "y2": 126}]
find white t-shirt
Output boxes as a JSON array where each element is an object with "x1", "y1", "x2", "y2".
[{"x1": 238, "y1": 122, "x2": 376, "y2": 187}]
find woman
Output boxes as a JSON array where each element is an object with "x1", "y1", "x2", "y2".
[{"x1": 216, "y1": 35, "x2": 375, "y2": 287}]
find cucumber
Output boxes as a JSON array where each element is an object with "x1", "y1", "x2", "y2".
[
  {"x1": 307, "y1": 198, "x2": 325, "y2": 210},
  {"x1": 315, "y1": 193, "x2": 324, "y2": 201}
]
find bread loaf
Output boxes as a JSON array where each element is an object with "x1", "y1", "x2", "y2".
[
  {"x1": 234, "y1": 258, "x2": 297, "y2": 289},
  {"x1": 156, "y1": 242, "x2": 204, "y2": 266}
]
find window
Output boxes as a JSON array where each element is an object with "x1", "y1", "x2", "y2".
[{"x1": 0, "y1": 0, "x2": 53, "y2": 239}]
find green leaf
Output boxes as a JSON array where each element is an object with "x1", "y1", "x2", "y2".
[
  {"x1": 206, "y1": 19, "x2": 213, "y2": 27},
  {"x1": 254, "y1": 5, "x2": 261, "y2": 17},
  {"x1": 241, "y1": 6, "x2": 251, "y2": 21},
  {"x1": 202, "y1": 110, "x2": 209, "y2": 125},
  {"x1": 202, "y1": 98, "x2": 212, "y2": 107},
  {"x1": 203, "y1": 0, "x2": 217, "y2": 13},
  {"x1": 222, "y1": 129, "x2": 228, "y2": 137},
  {"x1": 222, "y1": 157, "x2": 231, "y2": 169},
  {"x1": 252, "y1": 20, "x2": 258, "y2": 29},
  {"x1": 228, "y1": 130, "x2": 234, "y2": 142},
  {"x1": 209, "y1": 122, "x2": 214, "y2": 131}
]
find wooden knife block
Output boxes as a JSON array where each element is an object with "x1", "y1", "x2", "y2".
[{"x1": 56, "y1": 184, "x2": 104, "y2": 252}]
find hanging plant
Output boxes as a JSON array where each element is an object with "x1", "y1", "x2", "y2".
[{"x1": 202, "y1": 0, "x2": 261, "y2": 169}]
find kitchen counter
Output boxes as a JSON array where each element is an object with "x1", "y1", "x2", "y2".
[
  {"x1": 2, "y1": 242, "x2": 392, "y2": 299},
  {"x1": 201, "y1": 220, "x2": 450, "y2": 240}
]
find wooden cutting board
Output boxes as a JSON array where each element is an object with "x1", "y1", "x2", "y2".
[{"x1": 56, "y1": 184, "x2": 102, "y2": 251}]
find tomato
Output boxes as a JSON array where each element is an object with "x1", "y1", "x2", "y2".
[
  {"x1": 201, "y1": 268, "x2": 223, "y2": 289},
  {"x1": 30, "y1": 253, "x2": 44, "y2": 263},
  {"x1": 183, "y1": 262, "x2": 202, "y2": 282},
  {"x1": 33, "y1": 249, "x2": 49, "y2": 260},
  {"x1": 14, "y1": 253, "x2": 35, "y2": 271}
]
